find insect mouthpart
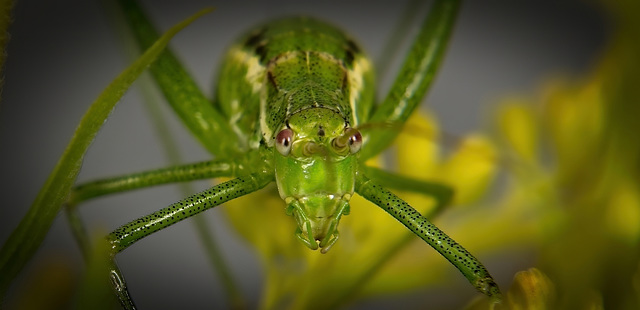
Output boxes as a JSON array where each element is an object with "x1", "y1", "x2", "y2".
[
  {"x1": 302, "y1": 141, "x2": 325, "y2": 156},
  {"x1": 284, "y1": 194, "x2": 351, "y2": 253}
]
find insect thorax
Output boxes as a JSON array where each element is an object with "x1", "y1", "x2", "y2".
[{"x1": 215, "y1": 16, "x2": 375, "y2": 150}]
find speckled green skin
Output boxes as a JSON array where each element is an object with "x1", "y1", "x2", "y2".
[
  {"x1": 104, "y1": 15, "x2": 375, "y2": 258},
  {"x1": 216, "y1": 16, "x2": 374, "y2": 149},
  {"x1": 355, "y1": 174, "x2": 501, "y2": 297},
  {"x1": 71, "y1": 1, "x2": 501, "y2": 307},
  {"x1": 215, "y1": 16, "x2": 374, "y2": 252}
]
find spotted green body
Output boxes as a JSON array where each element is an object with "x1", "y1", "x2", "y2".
[
  {"x1": 216, "y1": 17, "x2": 374, "y2": 149},
  {"x1": 214, "y1": 17, "x2": 375, "y2": 251}
]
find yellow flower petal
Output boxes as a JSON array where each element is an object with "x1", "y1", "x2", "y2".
[
  {"x1": 496, "y1": 101, "x2": 539, "y2": 164},
  {"x1": 439, "y1": 134, "x2": 498, "y2": 205}
]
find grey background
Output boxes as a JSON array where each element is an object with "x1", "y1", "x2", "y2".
[{"x1": 1, "y1": 0, "x2": 609, "y2": 309}]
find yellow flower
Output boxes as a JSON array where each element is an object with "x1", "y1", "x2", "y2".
[
  {"x1": 223, "y1": 3, "x2": 640, "y2": 308},
  {"x1": 467, "y1": 268, "x2": 557, "y2": 310},
  {"x1": 223, "y1": 110, "x2": 499, "y2": 309},
  {"x1": 486, "y1": 2, "x2": 640, "y2": 307}
]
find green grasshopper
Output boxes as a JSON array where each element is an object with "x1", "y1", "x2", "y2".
[{"x1": 2, "y1": 0, "x2": 500, "y2": 308}]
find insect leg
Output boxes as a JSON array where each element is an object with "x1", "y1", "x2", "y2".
[
  {"x1": 113, "y1": 0, "x2": 239, "y2": 157},
  {"x1": 361, "y1": 166, "x2": 453, "y2": 215},
  {"x1": 355, "y1": 173, "x2": 501, "y2": 299},
  {"x1": 0, "y1": 7, "x2": 211, "y2": 298},
  {"x1": 65, "y1": 157, "x2": 246, "y2": 256},
  {"x1": 105, "y1": 171, "x2": 273, "y2": 308},
  {"x1": 70, "y1": 159, "x2": 248, "y2": 205},
  {"x1": 361, "y1": 0, "x2": 461, "y2": 160}
]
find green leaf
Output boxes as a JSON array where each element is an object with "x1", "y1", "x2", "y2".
[{"x1": 0, "y1": 6, "x2": 213, "y2": 299}]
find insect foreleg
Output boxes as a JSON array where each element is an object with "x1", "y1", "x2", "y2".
[
  {"x1": 109, "y1": 262, "x2": 136, "y2": 310},
  {"x1": 102, "y1": 171, "x2": 273, "y2": 307},
  {"x1": 114, "y1": 0, "x2": 239, "y2": 156},
  {"x1": 64, "y1": 158, "x2": 249, "y2": 256},
  {"x1": 107, "y1": 171, "x2": 272, "y2": 253},
  {"x1": 355, "y1": 174, "x2": 501, "y2": 299},
  {"x1": 361, "y1": 166, "x2": 453, "y2": 215}
]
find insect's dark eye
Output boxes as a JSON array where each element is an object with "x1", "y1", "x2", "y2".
[
  {"x1": 275, "y1": 128, "x2": 294, "y2": 155},
  {"x1": 332, "y1": 128, "x2": 362, "y2": 154},
  {"x1": 347, "y1": 129, "x2": 362, "y2": 154}
]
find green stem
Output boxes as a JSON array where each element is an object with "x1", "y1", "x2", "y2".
[
  {"x1": 123, "y1": 8, "x2": 248, "y2": 309},
  {"x1": 0, "y1": 7, "x2": 212, "y2": 300},
  {"x1": 138, "y1": 62, "x2": 247, "y2": 310}
]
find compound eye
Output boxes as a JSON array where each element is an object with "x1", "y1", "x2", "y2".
[
  {"x1": 275, "y1": 128, "x2": 294, "y2": 155},
  {"x1": 347, "y1": 128, "x2": 362, "y2": 154}
]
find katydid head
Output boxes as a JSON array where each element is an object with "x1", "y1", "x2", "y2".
[{"x1": 272, "y1": 108, "x2": 362, "y2": 253}]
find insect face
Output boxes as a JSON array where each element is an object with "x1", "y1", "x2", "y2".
[{"x1": 273, "y1": 108, "x2": 358, "y2": 252}]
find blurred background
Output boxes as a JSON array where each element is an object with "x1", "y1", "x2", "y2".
[{"x1": 0, "y1": 0, "x2": 612, "y2": 309}]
